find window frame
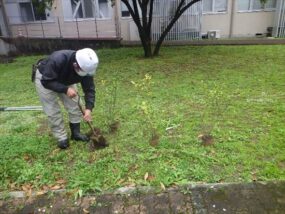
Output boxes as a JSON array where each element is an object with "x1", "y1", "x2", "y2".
[
  {"x1": 121, "y1": 0, "x2": 132, "y2": 18},
  {"x1": 202, "y1": 0, "x2": 228, "y2": 14},
  {"x1": 68, "y1": 0, "x2": 112, "y2": 21},
  {"x1": 237, "y1": 0, "x2": 277, "y2": 12},
  {"x1": 17, "y1": 0, "x2": 52, "y2": 23},
  {"x1": 19, "y1": 1, "x2": 35, "y2": 22}
]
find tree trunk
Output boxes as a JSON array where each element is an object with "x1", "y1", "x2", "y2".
[
  {"x1": 142, "y1": 36, "x2": 152, "y2": 57},
  {"x1": 138, "y1": 25, "x2": 152, "y2": 57},
  {"x1": 153, "y1": 19, "x2": 177, "y2": 56}
]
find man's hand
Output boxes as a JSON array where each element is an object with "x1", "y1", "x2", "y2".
[
  {"x1": 66, "y1": 87, "x2": 77, "y2": 98},
  {"x1": 83, "y1": 109, "x2": 92, "y2": 122}
]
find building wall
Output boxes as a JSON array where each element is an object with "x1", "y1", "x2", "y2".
[
  {"x1": 232, "y1": 11, "x2": 275, "y2": 37},
  {"x1": 119, "y1": 0, "x2": 277, "y2": 41},
  {"x1": 120, "y1": 18, "x2": 133, "y2": 41},
  {"x1": 201, "y1": 13, "x2": 231, "y2": 38},
  {"x1": 5, "y1": 0, "x2": 117, "y2": 39},
  {"x1": 192, "y1": 0, "x2": 276, "y2": 39},
  {"x1": 2, "y1": 0, "x2": 278, "y2": 41}
]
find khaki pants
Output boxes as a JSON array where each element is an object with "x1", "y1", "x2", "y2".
[{"x1": 35, "y1": 70, "x2": 82, "y2": 141}]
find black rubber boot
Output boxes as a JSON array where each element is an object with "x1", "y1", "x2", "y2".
[
  {"x1": 69, "y1": 123, "x2": 89, "y2": 142},
  {"x1": 58, "y1": 139, "x2": 69, "y2": 149}
]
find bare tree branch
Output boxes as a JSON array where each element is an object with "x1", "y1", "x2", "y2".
[
  {"x1": 121, "y1": 0, "x2": 201, "y2": 57},
  {"x1": 147, "y1": 0, "x2": 154, "y2": 33},
  {"x1": 121, "y1": 0, "x2": 142, "y2": 29},
  {"x1": 154, "y1": 0, "x2": 201, "y2": 55}
]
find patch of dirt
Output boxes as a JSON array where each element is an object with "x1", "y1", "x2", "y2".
[
  {"x1": 149, "y1": 132, "x2": 160, "y2": 147},
  {"x1": 87, "y1": 127, "x2": 109, "y2": 151},
  {"x1": 198, "y1": 134, "x2": 214, "y2": 146}
]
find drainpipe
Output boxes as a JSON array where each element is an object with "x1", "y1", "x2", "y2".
[
  {"x1": 229, "y1": 0, "x2": 235, "y2": 38},
  {"x1": 0, "y1": 0, "x2": 12, "y2": 37}
]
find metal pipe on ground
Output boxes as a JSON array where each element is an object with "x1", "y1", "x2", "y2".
[{"x1": 0, "y1": 106, "x2": 43, "y2": 111}]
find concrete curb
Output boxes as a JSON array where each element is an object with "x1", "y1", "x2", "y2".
[
  {"x1": 0, "y1": 181, "x2": 245, "y2": 199},
  {"x1": 0, "y1": 181, "x2": 274, "y2": 199},
  {"x1": 1, "y1": 181, "x2": 285, "y2": 213},
  {"x1": 121, "y1": 38, "x2": 285, "y2": 47}
]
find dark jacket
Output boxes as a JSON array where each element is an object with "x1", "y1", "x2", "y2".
[{"x1": 38, "y1": 50, "x2": 95, "y2": 110}]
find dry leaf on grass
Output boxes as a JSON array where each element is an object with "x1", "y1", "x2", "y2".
[
  {"x1": 36, "y1": 191, "x2": 47, "y2": 196},
  {"x1": 83, "y1": 208, "x2": 90, "y2": 213},
  {"x1": 144, "y1": 172, "x2": 149, "y2": 181},
  {"x1": 50, "y1": 185, "x2": 61, "y2": 190},
  {"x1": 56, "y1": 179, "x2": 66, "y2": 184},
  {"x1": 22, "y1": 184, "x2": 32, "y2": 192},
  {"x1": 160, "y1": 182, "x2": 166, "y2": 191}
]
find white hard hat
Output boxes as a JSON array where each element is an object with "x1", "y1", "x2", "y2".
[{"x1": 75, "y1": 48, "x2": 98, "y2": 76}]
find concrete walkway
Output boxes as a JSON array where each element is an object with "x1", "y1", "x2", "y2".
[{"x1": 1, "y1": 181, "x2": 285, "y2": 213}]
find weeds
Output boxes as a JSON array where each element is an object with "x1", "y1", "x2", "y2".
[
  {"x1": 101, "y1": 70, "x2": 120, "y2": 133},
  {"x1": 0, "y1": 46, "x2": 285, "y2": 194}
]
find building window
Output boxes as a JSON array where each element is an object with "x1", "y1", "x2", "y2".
[
  {"x1": 152, "y1": 0, "x2": 197, "y2": 16},
  {"x1": 202, "y1": 0, "x2": 227, "y2": 13},
  {"x1": 70, "y1": 0, "x2": 111, "y2": 19},
  {"x1": 121, "y1": 0, "x2": 131, "y2": 17},
  {"x1": 19, "y1": 1, "x2": 47, "y2": 22},
  {"x1": 238, "y1": 0, "x2": 277, "y2": 11},
  {"x1": 71, "y1": 0, "x2": 92, "y2": 18}
]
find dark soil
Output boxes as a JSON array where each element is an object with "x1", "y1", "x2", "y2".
[
  {"x1": 198, "y1": 134, "x2": 214, "y2": 146},
  {"x1": 149, "y1": 132, "x2": 160, "y2": 147},
  {"x1": 87, "y1": 127, "x2": 109, "y2": 151}
]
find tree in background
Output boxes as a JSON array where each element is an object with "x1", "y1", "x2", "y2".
[{"x1": 121, "y1": 0, "x2": 201, "y2": 57}]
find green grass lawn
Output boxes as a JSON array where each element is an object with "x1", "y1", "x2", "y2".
[{"x1": 0, "y1": 45, "x2": 285, "y2": 195}]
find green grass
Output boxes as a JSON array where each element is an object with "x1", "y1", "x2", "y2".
[{"x1": 0, "y1": 45, "x2": 285, "y2": 194}]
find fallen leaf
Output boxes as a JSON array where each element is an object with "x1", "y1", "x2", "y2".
[
  {"x1": 126, "y1": 183, "x2": 136, "y2": 187},
  {"x1": 251, "y1": 171, "x2": 257, "y2": 182},
  {"x1": 144, "y1": 172, "x2": 149, "y2": 181},
  {"x1": 160, "y1": 182, "x2": 166, "y2": 191},
  {"x1": 50, "y1": 185, "x2": 61, "y2": 190},
  {"x1": 198, "y1": 134, "x2": 204, "y2": 138},
  {"x1": 36, "y1": 191, "x2": 47, "y2": 196},
  {"x1": 42, "y1": 185, "x2": 49, "y2": 191},
  {"x1": 27, "y1": 188, "x2": 32, "y2": 197},
  {"x1": 83, "y1": 208, "x2": 90, "y2": 213},
  {"x1": 56, "y1": 179, "x2": 66, "y2": 184},
  {"x1": 22, "y1": 184, "x2": 31, "y2": 192},
  {"x1": 9, "y1": 182, "x2": 16, "y2": 189}
]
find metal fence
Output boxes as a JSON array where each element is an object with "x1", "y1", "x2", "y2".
[
  {"x1": 151, "y1": 0, "x2": 202, "y2": 41},
  {"x1": 6, "y1": 2, "x2": 202, "y2": 42},
  {"x1": 6, "y1": 15, "x2": 118, "y2": 39},
  {"x1": 274, "y1": 0, "x2": 285, "y2": 37}
]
